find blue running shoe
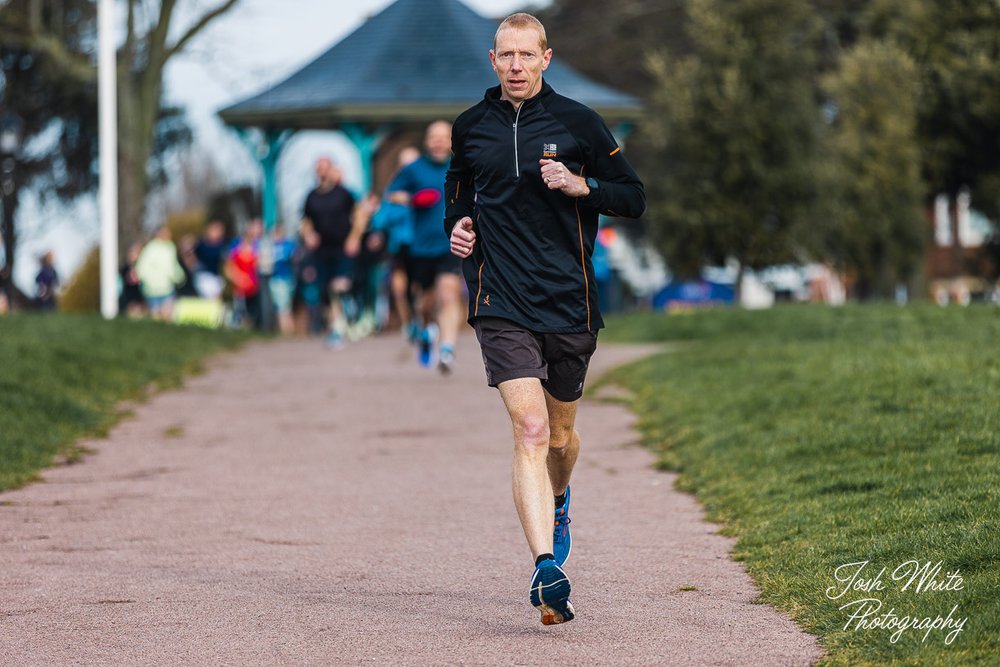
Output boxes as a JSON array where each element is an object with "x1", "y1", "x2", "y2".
[
  {"x1": 438, "y1": 345, "x2": 455, "y2": 375},
  {"x1": 406, "y1": 320, "x2": 421, "y2": 344},
  {"x1": 418, "y1": 323, "x2": 439, "y2": 368},
  {"x1": 553, "y1": 485, "x2": 572, "y2": 566},
  {"x1": 324, "y1": 330, "x2": 345, "y2": 350},
  {"x1": 529, "y1": 559, "x2": 574, "y2": 625}
]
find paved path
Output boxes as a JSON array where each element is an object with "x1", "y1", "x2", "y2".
[{"x1": 1, "y1": 332, "x2": 822, "y2": 665}]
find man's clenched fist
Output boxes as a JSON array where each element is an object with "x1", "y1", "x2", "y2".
[{"x1": 450, "y1": 217, "x2": 476, "y2": 258}]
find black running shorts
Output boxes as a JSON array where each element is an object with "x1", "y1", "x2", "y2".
[
  {"x1": 407, "y1": 253, "x2": 463, "y2": 290},
  {"x1": 473, "y1": 316, "x2": 598, "y2": 403}
]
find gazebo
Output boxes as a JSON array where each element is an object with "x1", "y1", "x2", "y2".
[{"x1": 218, "y1": 0, "x2": 641, "y2": 229}]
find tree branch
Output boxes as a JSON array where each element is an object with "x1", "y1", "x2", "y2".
[
  {"x1": 164, "y1": 0, "x2": 241, "y2": 62},
  {"x1": 0, "y1": 28, "x2": 96, "y2": 84},
  {"x1": 125, "y1": 0, "x2": 137, "y2": 62}
]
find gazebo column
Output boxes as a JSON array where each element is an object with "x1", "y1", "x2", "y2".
[
  {"x1": 230, "y1": 126, "x2": 295, "y2": 333},
  {"x1": 234, "y1": 126, "x2": 296, "y2": 231},
  {"x1": 340, "y1": 122, "x2": 393, "y2": 195}
]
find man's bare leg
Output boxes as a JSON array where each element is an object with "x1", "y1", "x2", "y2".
[
  {"x1": 326, "y1": 277, "x2": 352, "y2": 346},
  {"x1": 435, "y1": 273, "x2": 463, "y2": 372},
  {"x1": 498, "y1": 377, "x2": 554, "y2": 560},
  {"x1": 435, "y1": 273, "x2": 463, "y2": 350},
  {"x1": 544, "y1": 391, "x2": 581, "y2": 497},
  {"x1": 500, "y1": 377, "x2": 576, "y2": 625},
  {"x1": 390, "y1": 267, "x2": 412, "y2": 333},
  {"x1": 416, "y1": 287, "x2": 433, "y2": 327}
]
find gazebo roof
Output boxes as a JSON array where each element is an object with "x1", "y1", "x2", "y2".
[{"x1": 218, "y1": 0, "x2": 641, "y2": 128}]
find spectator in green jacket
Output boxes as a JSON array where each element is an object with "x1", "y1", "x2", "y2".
[{"x1": 136, "y1": 226, "x2": 185, "y2": 321}]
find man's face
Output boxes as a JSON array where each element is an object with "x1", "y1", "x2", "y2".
[
  {"x1": 490, "y1": 27, "x2": 552, "y2": 105},
  {"x1": 315, "y1": 158, "x2": 339, "y2": 186},
  {"x1": 425, "y1": 122, "x2": 452, "y2": 162},
  {"x1": 206, "y1": 221, "x2": 224, "y2": 242},
  {"x1": 247, "y1": 219, "x2": 263, "y2": 240}
]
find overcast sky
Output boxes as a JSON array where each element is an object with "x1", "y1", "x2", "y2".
[{"x1": 15, "y1": 0, "x2": 548, "y2": 292}]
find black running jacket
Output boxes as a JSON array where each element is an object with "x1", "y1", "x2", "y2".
[{"x1": 444, "y1": 81, "x2": 645, "y2": 333}]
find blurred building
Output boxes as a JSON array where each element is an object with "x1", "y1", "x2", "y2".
[{"x1": 926, "y1": 190, "x2": 999, "y2": 304}]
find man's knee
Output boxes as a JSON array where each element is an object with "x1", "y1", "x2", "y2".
[
  {"x1": 549, "y1": 424, "x2": 575, "y2": 453},
  {"x1": 513, "y1": 412, "x2": 550, "y2": 451},
  {"x1": 330, "y1": 276, "x2": 352, "y2": 295},
  {"x1": 435, "y1": 274, "x2": 462, "y2": 303}
]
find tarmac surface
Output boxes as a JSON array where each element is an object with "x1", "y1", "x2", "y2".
[{"x1": 1, "y1": 332, "x2": 824, "y2": 666}]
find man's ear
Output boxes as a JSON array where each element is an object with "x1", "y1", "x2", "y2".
[{"x1": 541, "y1": 48, "x2": 553, "y2": 70}]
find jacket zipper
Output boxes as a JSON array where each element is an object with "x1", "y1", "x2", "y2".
[{"x1": 512, "y1": 104, "x2": 523, "y2": 178}]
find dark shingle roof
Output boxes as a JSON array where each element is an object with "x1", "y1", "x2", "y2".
[{"x1": 219, "y1": 0, "x2": 640, "y2": 127}]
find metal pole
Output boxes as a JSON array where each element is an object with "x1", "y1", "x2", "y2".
[{"x1": 98, "y1": 0, "x2": 119, "y2": 319}]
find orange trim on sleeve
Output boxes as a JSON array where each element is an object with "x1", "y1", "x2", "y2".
[{"x1": 609, "y1": 147, "x2": 621, "y2": 156}]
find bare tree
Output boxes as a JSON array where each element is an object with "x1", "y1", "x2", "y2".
[{"x1": 0, "y1": 0, "x2": 241, "y2": 259}]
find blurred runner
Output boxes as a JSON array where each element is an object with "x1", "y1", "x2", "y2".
[
  {"x1": 224, "y1": 219, "x2": 263, "y2": 329},
  {"x1": 367, "y1": 146, "x2": 419, "y2": 340},
  {"x1": 301, "y1": 158, "x2": 364, "y2": 349},
  {"x1": 269, "y1": 224, "x2": 298, "y2": 335},
  {"x1": 387, "y1": 122, "x2": 463, "y2": 373}
]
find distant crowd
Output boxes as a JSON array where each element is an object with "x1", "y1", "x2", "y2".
[{"x1": 115, "y1": 121, "x2": 468, "y2": 373}]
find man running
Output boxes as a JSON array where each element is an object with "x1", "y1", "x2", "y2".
[
  {"x1": 387, "y1": 122, "x2": 464, "y2": 373},
  {"x1": 445, "y1": 13, "x2": 645, "y2": 625},
  {"x1": 301, "y1": 157, "x2": 364, "y2": 349}
]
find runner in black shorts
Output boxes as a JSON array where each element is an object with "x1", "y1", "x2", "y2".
[
  {"x1": 406, "y1": 253, "x2": 463, "y2": 293},
  {"x1": 301, "y1": 158, "x2": 366, "y2": 349},
  {"x1": 445, "y1": 13, "x2": 645, "y2": 625},
  {"x1": 388, "y1": 122, "x2": 465, "y2": 373},
  {"x1": 473, "y1": 317, "x2": 597, "y2": 402}
]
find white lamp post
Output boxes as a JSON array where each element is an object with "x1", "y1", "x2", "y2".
[{"x1": 98, "y1": 0, "x2": 119, "y2": 319}]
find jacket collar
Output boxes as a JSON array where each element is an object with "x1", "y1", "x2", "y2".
[{"x1": 485, "y1": 79, "x2": 554, "y2": 110}]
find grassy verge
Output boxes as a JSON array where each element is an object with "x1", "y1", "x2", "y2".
[
  {"x1": 0, "y1": 314, "x2": 247, "y2": 491},
  {"x1": 601, "y1": 305, "x2": 999, "y2": 666}
]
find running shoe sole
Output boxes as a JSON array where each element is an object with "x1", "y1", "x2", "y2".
[
  {"x1": 529, "y1": 562, "x2": 575, "y2": 625},
  {"x1": 537, "y1": 599, "x2": 576, "y2": 626}
]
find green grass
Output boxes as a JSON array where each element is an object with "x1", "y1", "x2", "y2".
[
  {"x1": 0, "y1": 314, "x2": 247, "y2": 491},
  {"x1": 601, "y1": 304, "x2": 999, "y2": 666}
]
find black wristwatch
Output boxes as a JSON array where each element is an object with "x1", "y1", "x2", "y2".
[{"x1": 586, "y1": 177, "x2": 599, "y2": 192}]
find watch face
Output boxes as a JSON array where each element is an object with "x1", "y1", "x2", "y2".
[{"x1": 587, "y1": 177, "x2": 599, "y2": 190}]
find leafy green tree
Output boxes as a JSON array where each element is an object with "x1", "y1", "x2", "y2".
[
  {"x1": 642, "y1": 0, "x2": 825, "y2": 282},
  {"x1": 821, "y1": 40, "x2": 924, "y2": 298},
  {"x1": 536, "y1": 0, "x2": 691, "y2": 98},
  {"x1": 0, "y1": 0, "x2": 240, "y2": 260},
  {"x1": 862, "y1": 0, "x2": 1000, "y2": 217}
]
